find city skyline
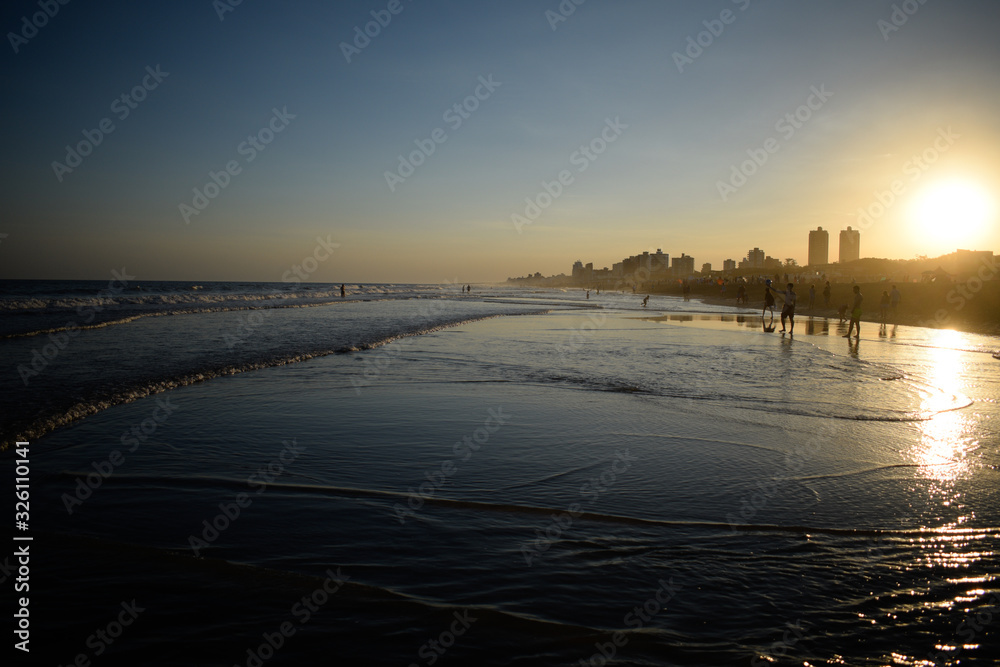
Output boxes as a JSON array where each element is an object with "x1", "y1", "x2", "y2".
[
  {"x1": 2, "y1": 0, "x2": 999, "y2": 282},
  {"x1": 540, "y1": 224, "x2": 866, "y2": 283}
]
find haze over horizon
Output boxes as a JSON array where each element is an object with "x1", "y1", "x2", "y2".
[{"x1": 2, "y1": 0, "x2": 999, "y2": 283}]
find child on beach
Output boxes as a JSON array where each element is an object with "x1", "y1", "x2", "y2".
[{"x1": 763, "y1": 285, "x2": 775, "y2": 319}]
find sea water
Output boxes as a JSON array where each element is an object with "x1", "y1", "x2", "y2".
[{"x1": 2, "y1": 280, "x2": 998, "y2": 665}]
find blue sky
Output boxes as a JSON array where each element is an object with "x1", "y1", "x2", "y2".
[{"x1": 2, "y1": 0, "x2": 999, "y2": 281}]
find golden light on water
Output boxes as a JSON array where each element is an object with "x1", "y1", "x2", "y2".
[{"x1": 914, "y1": 330, "x2": 975, "y2": 483}]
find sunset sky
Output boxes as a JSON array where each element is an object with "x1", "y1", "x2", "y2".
[{"x1": 2, "y1": 0, "x2": 999, "y2": 282}]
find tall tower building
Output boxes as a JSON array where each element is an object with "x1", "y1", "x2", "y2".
[
  {"x1": 808, "y1": 227, "x2": 829, "y2": 266},
  {"x1": 672, "y1": 253, "x2": 695, "y2": 277},
  {"x1": 747, "y1": 248, "x2": 765, "y2": 269},
  {"x1": 839, "y1": 226, "x2": 860, "y2": 263}
]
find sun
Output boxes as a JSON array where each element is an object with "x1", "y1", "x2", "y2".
[{"x1": 908, "y1": 179, "x2": 995, "y2": 250}]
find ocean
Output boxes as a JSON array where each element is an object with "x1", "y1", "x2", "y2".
[{"x1": 3, "y1": 280, "x2": 999, "y2": 665}]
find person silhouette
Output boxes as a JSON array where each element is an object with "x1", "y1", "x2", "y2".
[
  {"x1": 844, "y1": 286, "x2": 863, "y2": 338},
  {"x1": 763, "y1": 282, "x2": 776, "y2": 328},
  {"x1": 767, "y1": 282, "x2": 797, "y2": 334}
]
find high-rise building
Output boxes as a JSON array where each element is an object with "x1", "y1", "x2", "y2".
[
  {"x1": 701, "y1": 263, "x2": 712, "y2": 274},
  {"x1": 746, "y1": 247, "x2": 765, "y2": 269},
  {"x1": 651, "y1": 249, "x2": 670, "y2": 275},
  {"x1": 723, "y1": 259, "x2": 736, "y2": 272},
  {"x1": 808, "y1": 227, "x2": 829, "y2": 266},
  {"x1": 839, "y1": 226, "x2": 860, "y2": 263},
  {"x1": 571, "y1": 260, "x2": 584, "y2": 283},
  {"x1": 672, "y1": 253, "x2": 695, "y2": 277}
]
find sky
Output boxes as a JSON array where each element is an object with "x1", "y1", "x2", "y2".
[{"x1": 2, "y1": 0, "x2": 999, "y2": 283}]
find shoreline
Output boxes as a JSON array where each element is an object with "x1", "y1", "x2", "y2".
[
  {"x1": 693, "y1": 295, "x2": 1000, "y2": 338},
  {"x1": 647, "y1": 281, "x2": 1000, "y2": 338}
]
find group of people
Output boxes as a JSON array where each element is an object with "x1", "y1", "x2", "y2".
[{"x1": 761, "y1": 282, "x2": 901, "y2": 339}]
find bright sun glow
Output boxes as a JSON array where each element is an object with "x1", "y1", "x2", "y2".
[{"x1": 909, "y1": 179, "x2": 995, "y2": 250}]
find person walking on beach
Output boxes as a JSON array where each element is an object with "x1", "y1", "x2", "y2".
[
  {"x1": 879, "y1": 290, "x2": 890, "y2": 323},
  {"x1": 823, "y1": 281, "x2": 831, "y2": 307},
  {"x1": 768, "y1": 282, "x2": 797, "y2": 334},
  {"x1": 808, "y1": 285, "x2": 816, "y2": 310},
  {"x1": 340, "y1": 284, "x2": 345, "y2": 297},
  {"x1": 641, "y1": 295, "x2": 649, "y2": 308},
  {"x1": 844, "y1": 285, "x2": 863, "y2": 338},
  {"x1": 890, "y1": 285, "x2": 901, "y2": 320}
]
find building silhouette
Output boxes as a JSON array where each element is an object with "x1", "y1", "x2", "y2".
[
  {"x1": 742, "y1": 247, "x2": 765, "y2": 269},
  {"x1": 839, "y1": 226, "x2": 860, "y2": 263},
  {"x1": 723, "y1": 259, "x2": 736, "y2": 272},
  {"x1": 651, "y1": 249, "x2": 670, "y2": 275},
  {"x1": 808, "y1": 227, "x2": 829, "y2": 266},
  {"x1": 672, "y1": 253, "x2": 695, "y2": 277}
]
